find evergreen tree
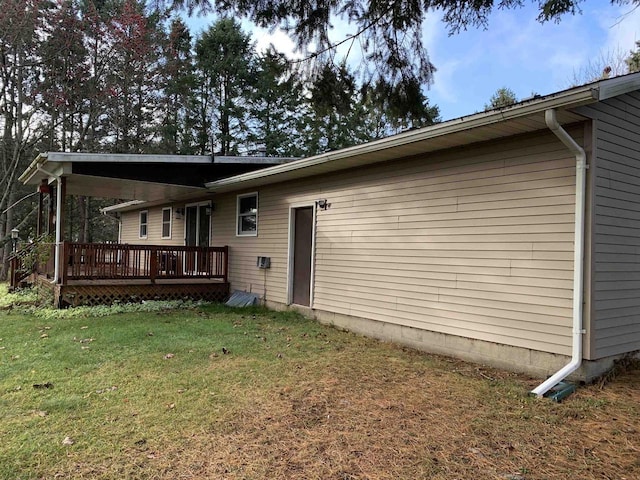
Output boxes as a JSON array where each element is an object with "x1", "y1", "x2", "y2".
[
  {"x1": 159, "y1": 0, "x2": 615, "y2": 110},
  {"x1": 158, "y1": 18, "x2": 198, "y2": 154},
  {"x1": 304, "y1": 62, "x2": 367, "y2": 154},
  {"x1": 106, "y1": 0, "x2": 162, "y2": 153},
  {"x1": 484, "y1": 87, "x2": 518, "y2": 110},
  {"x1": 247, "y1": 50, "x2": 305, "y2": 156},
  {"x1": 195, "y1": 18, "x2": 253, "y2": 155},
  {"x1": 627, "y1": 41, "x2": 640, "y2": 73},
  {"x1": 361, "y1": 78, "x2": 440, "y2": 138},
  {"x1": 39, "y1": 0, "x2": 90, "y2": 152},
  {"x1": 0, "y1": 0, "x2": 51, "y2": 278}
]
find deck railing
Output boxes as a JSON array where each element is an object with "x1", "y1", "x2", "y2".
[
  {"x1": 62, "y1": 243, "x2": 228, "y2": 284},
  {"x1": 8, "y1": 235, "x2": 55, "y2": 289}
]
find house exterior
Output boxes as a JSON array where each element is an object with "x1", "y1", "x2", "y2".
[
  {"x1": 14, "y1": 153, "x2": 295, "y2": 306},
  {"x1": 19, "y1": 73, "x2": 640, "y2": 392}
]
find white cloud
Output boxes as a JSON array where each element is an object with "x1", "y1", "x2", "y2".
[{"x1": 252, "y1": 28, "x2": 301, "y2": 58}]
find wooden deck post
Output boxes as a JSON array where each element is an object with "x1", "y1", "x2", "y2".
[
  {"x1": 149, "y1": 246, "x2": 157, "y2": 284},
  {"x1": 61, "y1": 242, "x2": 69, "y2": 286},
  {"x1": 9, "y1": 257, "x2": 17, "y2": 290},
  {"x1": 223, "y1": 246, "x2": 229, "y2": 284}
]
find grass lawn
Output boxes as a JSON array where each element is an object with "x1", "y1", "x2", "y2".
[{"x1": 0, "y1": 293, "x2": 639, "y2": 479}]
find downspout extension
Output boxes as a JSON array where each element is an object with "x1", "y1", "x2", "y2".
[
  {"x1": 531, "y1": 109, "x2": 587, "y2": 397},
  {"x1": 35, "y1": 165, "x2": 62, "y2": 284}
]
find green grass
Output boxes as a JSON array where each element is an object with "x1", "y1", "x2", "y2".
[
  {"x1": 1, "y1": 286, "x2": 639, "y2": 479},
  {"x1": 0, "y1": 296, "x2": 361, "y2": 479}
]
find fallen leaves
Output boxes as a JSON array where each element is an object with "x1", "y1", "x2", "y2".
[
  {"x1": 62, "y1": 436, "x2": 74, "y2": 446},
  {"x1": 95, "y1": 386, "x2": 118, "y2": 394}
]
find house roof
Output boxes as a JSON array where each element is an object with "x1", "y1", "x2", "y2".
[
  {"x1": 204, "y1": 72, "x2": 640, "y2": 193},
  {"x1": 19, "y1": 152, "x2": 296, "y2": 203}
]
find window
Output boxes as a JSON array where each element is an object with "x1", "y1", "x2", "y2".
[
  {"x1": 237, "y1": 193, "x2": 258, "y2": 236},
  {"x1": 161, "y1": 207, "x2": 172, "y2": 239},
  {"x1": 139, "y1": 210, "x2": 148, "y2": 238}
]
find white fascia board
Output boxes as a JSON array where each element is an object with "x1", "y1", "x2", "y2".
[
  {"x1": 205, "y1": 86, "x2": 598, "y2": 191},
  {"x1": 18, "y1": 153, "x2": 48, "y2": 183},
  {"x1": 19, "y1": 153, "x2": 70, "y2": 185},
  {"x1": 44, "y1": 152, "x2": 297, "y2": 165},
  {"x1": 44, "y1": 152, "x2": 213, "y2": 164},
  {"x1": 100, "y1": 200, "x2": 146, "y2": 214},
  {"x1": 596, "y1": 73, "x2": 640, "y2": 101}
]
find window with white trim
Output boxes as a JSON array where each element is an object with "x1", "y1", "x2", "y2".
[
  {"x1": 139, "y1": 210, "x2": 148, "y2": 238},
  {"x1": 161, "y1": 207, "x2": 172, "y2": 239},
  {"x1": 237, "y1": 193, "x2": 258, "y2": 236}
]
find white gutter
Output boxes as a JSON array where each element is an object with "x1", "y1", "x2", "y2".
[
  {"x1": 531, "y1": 109, "x2": 587, "y2": 397},
  {"x1": 35, "y1": 165, "x2": 63, "y2": 284}
]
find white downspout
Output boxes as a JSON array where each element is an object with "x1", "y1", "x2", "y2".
[
  {"x1": 35, "y1": 166, "x2": 63, "y2": 284},
  {"x1": 531, "y1": 109, "x2": 587, "y2": 397}
]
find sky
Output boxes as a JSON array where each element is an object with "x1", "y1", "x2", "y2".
[{"x1": 187, "y1": 0, "x2": 640, "y2": 121}]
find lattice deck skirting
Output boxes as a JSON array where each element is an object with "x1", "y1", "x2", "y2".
[{"x1": 59, "y1": 282, "x2": 229, "y2": 307}]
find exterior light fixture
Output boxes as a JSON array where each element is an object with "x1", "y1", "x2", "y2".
[
  {"x1": 316, "y1": 199, "x2": 330, "y2": 210},
  {"x1": 10, "y1": 228, "x2": 19, "y2": 253}
]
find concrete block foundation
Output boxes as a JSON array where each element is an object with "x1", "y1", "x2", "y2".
[{"x1": 268, "y1": 300, "x2": 631, "y2": 382}]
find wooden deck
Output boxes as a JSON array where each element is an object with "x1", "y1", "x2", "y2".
[{"x1": 15, "y1": 242, "x2": 230, "y2": 307}]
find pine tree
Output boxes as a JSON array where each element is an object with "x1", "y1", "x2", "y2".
[
  {"x1": 106, "y1": 0, "x2": 161, "y2": 153},
  {"x1": 195, "y1": 18, "x2": 253, "y2": 155},
  {"x1": 485, "y1": 87, "x2": 518, "y2": 110},
  {"x1": 158, "y1": 18, "x2": 198, "y2": 154},
  {"x1": 627, "y1": 41, "x2": 640, "y2": 73},
  {"x1": 247, "y1": 50, "x2": 305, "y2": 156},
  {"x1": 39, "y1": 0, "x2": 90, "y2": 152}
]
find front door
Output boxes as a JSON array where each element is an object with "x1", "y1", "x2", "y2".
[
  {"x1": 185, "y1": 204, "x2": 211, "y2": 272},
  {"x1": 291, "y1": 206, "x2": 313, "y2": 306}
]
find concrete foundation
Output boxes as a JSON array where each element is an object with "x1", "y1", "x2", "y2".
[{"x1": 267, "y1": 300, "x2": 635, "y2": 382}]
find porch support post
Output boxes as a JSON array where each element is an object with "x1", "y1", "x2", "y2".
[
  {"x1": 37, "y1": 181, "x2": 45, "y2": 236},
  {"x1": 48, "y1": 185, "x2": 54, "y2": 235},
  {"x1": 54, "y1": 177, "x2": 66, "y2": 284}
]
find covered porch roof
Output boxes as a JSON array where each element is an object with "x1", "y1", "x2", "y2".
[{"x1": 19, "y1": 152, "x2": 295, "y2": 202}]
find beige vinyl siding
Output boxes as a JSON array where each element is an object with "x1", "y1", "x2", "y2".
[
  {"x1": 211, "y1": 128, "x2": 581, "y2": 355},
  {"x1": 578, "y1": 92, "x2": 640, "y2": 358},
  {"x1": 120, "y1": 206, "x2": 186, "y2": 245}
]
